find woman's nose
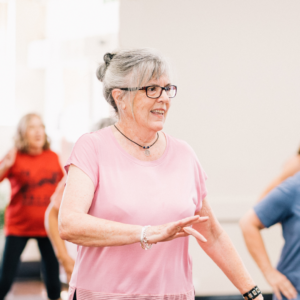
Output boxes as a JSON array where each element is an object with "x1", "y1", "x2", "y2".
[{"x1": 158, "y1": 90, "x2": 170, "y2": 102}]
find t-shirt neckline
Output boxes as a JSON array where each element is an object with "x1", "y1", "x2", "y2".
[{"x1": 107, "y1": 126, "x2": 170, "y2": 167}]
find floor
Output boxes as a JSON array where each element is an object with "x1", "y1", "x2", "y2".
[
  {"x1": 4, "y1": 280, "x2": 273, "y2": 300},
  {"x1": 6, "y1": 281, "x2": 69, "y2": 300}
]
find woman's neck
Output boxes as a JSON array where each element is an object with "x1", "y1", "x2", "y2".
[
  {"x1": 116, "y1": 121, "x2": 158, "y2": 146},
  {"x1": 27, "y1": 146, "x2": 43, "y2": 155}
]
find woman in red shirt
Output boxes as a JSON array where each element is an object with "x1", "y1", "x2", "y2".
[{"x1": 0, "y1": 113, "x2": 63, "y2": 300}]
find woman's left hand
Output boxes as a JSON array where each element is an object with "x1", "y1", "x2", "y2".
[{"x1": 146, "y1": 215, "x2": 209, "y2": 244}]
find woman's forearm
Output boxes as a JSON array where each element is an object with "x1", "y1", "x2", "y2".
[
  {"x1": 48, "y1": 205, "x2": 72, "y2": 262},
  {"x1": 199, "y1": 230, "x2": 257, "y2": 295},
  {"x1": 59, "y1": 210, "x2": 142, "y2": 247},
  {"x1": 194, "y1": 200, "x2": 261, "y2": 296}
]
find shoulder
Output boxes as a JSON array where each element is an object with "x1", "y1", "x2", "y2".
[
  {"x1": 166, "y1": 133, "x2": 199, "y2": 161},
  {"x1": 68, "y1": 128, "x2": 112, "y2": 162},
  {"x1": 42, "y1": 150, "x2": 61, "y2": 162},
  {"x1": 278, "y1": 171, "x2": 300, "y2": 197},
  {"x1": 76, "y1": 127, "x2": 111, "y2": 146}
]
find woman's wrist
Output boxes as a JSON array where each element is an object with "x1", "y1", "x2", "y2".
[
  {"x1": 262, "y1": 266, "x2": 276, "y2": 278},
  {"x1": 134, "y1": 225, "x2": 143, "y2": 244},
  {"x1": 242, "y1": 286, "x2": 263, "y2": 300},
  {"x1": 57, "y1": 253, "x2": 72, "y2": 264}
]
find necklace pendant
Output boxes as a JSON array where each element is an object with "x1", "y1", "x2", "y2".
[{"x1": 144, "y1": 149, "x2": 150, "y2": 156}]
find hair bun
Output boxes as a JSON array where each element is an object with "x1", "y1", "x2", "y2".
[
  {"x1": 103, "y1": 53, "x2": 115, "y2": 66},
  {"x1": 96, "y1": 53, "x2": 116, "y2": 82}
]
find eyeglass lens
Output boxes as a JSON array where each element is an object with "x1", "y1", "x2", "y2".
[{"x1": 146, "y1": 86, "x2": 177, "y2": 98}]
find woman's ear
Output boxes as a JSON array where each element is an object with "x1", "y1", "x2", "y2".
[{"x1": 112, "y1": 89, "x2": 126, "y2": 111}]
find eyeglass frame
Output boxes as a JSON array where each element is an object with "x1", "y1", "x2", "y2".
[{"x1": 118, "y1": 85, "x2": 177, "y2": 99}]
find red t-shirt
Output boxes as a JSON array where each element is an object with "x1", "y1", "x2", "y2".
[{"x1": 0, "y1": 150, "x2": 64, "y2": 237}]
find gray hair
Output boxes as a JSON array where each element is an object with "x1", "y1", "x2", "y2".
[
  {"x1": 92, "y1": 117, "x2": 116, "y2": 131},
  {"x1": 96, "y1": 48, "x2": 171, "y2": 115}
]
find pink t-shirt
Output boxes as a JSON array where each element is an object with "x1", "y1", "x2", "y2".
[{"x1": 65, "y1": 127, "x2": 207, "y2": 300}]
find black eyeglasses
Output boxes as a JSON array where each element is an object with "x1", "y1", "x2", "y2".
[{"x1": 119, "y1": 85, "x2": 177, "y2": 99}]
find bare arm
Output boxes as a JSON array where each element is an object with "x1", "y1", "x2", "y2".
[
  {"x1": 258, "y1": 155, "x2": 300, "y2": 201},
  {"x1": 47, "y1": 203, "x2": 74, "y2": 282},
  {"x1": 191, "y1": 199, "x2": 263, "y2": 298},
  {"x1": 240, "y1": 210, "x2": 297, "y2": 300},
  {"x1": 59, "y1": 164, "x2": 208, "y2": 247},
  {"x1": 0, "y1": 148, "x2": 16, "y2": 181}
]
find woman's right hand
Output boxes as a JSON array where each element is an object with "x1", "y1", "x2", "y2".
[
  {"x1": 61, "y1": 255, "x2": 75, "y2": 283},
  {"x1": 265, "y1": 268, "x2": 298, "y2": 300},
  {"x1": 1, "y1": 148, "x2": 17, "y2": 170},
  {"x1": 146, "y1": 215, "x2": 209, "y2": 244}
]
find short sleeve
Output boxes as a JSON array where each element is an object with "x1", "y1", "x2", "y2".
[
  {"x1": 254, "y1": 175, "x2": 297, "y2": 228},
  {"x1": 64, "y1": 133, "x2": 99, "y2": 188},
  {"x1": 195, "y1": 160, "x2": 208, "y2": 213}
]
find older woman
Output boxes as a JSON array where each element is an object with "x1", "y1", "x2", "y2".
[
  {"x1": 0, "y1": 113, "x2": 63, "y2": 300},
  {"x1": 59, "y1": 49, "x2": 264, "y2": 300}
]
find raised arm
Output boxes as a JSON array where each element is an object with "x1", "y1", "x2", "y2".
[
  {"x1": 191, "y1": 199, "x2": 263, "y2": 299},
  {"x1": 0, "y1": 148, "x2": 16, "y2": 181},
  {"x1": 58, "y1": 164, "x2": 208, "y2": 247},
  {"x1": 240, "y1": 210, "x2": 297, "y2": 300},
  {"x1": 258, "y1": 155, "x2": 300, "y2": 201}
]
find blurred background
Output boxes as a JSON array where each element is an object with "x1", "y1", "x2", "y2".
[{"x1": 0, "y1": 0, "x2": 300, "y2": 298}]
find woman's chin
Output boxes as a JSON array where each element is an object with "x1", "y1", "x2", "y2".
[{"x1": 149, "y1": 122, "x2": 164, "y2": 133}]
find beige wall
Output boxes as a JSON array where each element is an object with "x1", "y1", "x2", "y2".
[{"x1": 119, "y1": 0, "x2": 300, "y2": 295}]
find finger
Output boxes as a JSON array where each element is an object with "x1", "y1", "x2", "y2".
[
  {"x1": 285, "y1": 282, "x2": 298, "y2": 299},
  {"x1": 174, "y1": 232, "x2": 189, "y2": 238},
  {"x1": 280, "y1": 284, "x2": 297, "y2": 300},
  {"x1": 198, "y1": 216, "x2": 209, "y2": 222},
  {"x1": 178, "y1": 217, "x2": 209, "y2": 230},
  {"x1": 185, "y1": 217, "x2": 209, "y2": 226},
  {"x1": 280, "y1": 280, "x2": 298, "y2": 300},
  {"x1": 161, "y1": 232, "x2": 189, "y2": 242},
  {"x1": 171, "y1": 217, "x2": 199, "y2": 231},
  {"x1": 273, "y1": 286, "x2": 282, "y2": 300},
  {"x1": 175, "y1": 216, "x2": 202, "y2": 228},
  {"x1": 183, "y1": 227, "x2": 207, "y2": 242},
  {"x1": 168, "y1": 216, "x2": 208, "y2": 236}
]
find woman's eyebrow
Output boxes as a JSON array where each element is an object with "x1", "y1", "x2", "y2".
[{"x1": 147, "y1": 83, "x2": 171, "y2": 87}]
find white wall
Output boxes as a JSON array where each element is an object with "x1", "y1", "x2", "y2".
[
  {"x1": 119, "y1": 0, "x2": 300, "y2": 295},
  {"x1": 0, "y1": 0, "x2": 119, "y2": 262}
]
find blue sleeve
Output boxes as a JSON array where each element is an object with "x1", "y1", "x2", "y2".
[{"x1": 254, "y1": 175, "x2": 298, "y2": 228}]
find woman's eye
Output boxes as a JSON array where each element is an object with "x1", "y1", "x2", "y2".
[{"x1": 149, "y1": 87, "x2": 156, "y2": 92}]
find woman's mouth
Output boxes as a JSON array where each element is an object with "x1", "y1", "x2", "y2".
[{"x1": 151, "y1": 109, "x2": 165, "y2": 116}]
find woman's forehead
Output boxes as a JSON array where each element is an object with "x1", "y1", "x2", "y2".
[
  {"x1": 145, "y1": 75, "x2": 170, "y2": 86},
  {"x1": 28, "y1": 116, "x2": 43, "y2": 125}
]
